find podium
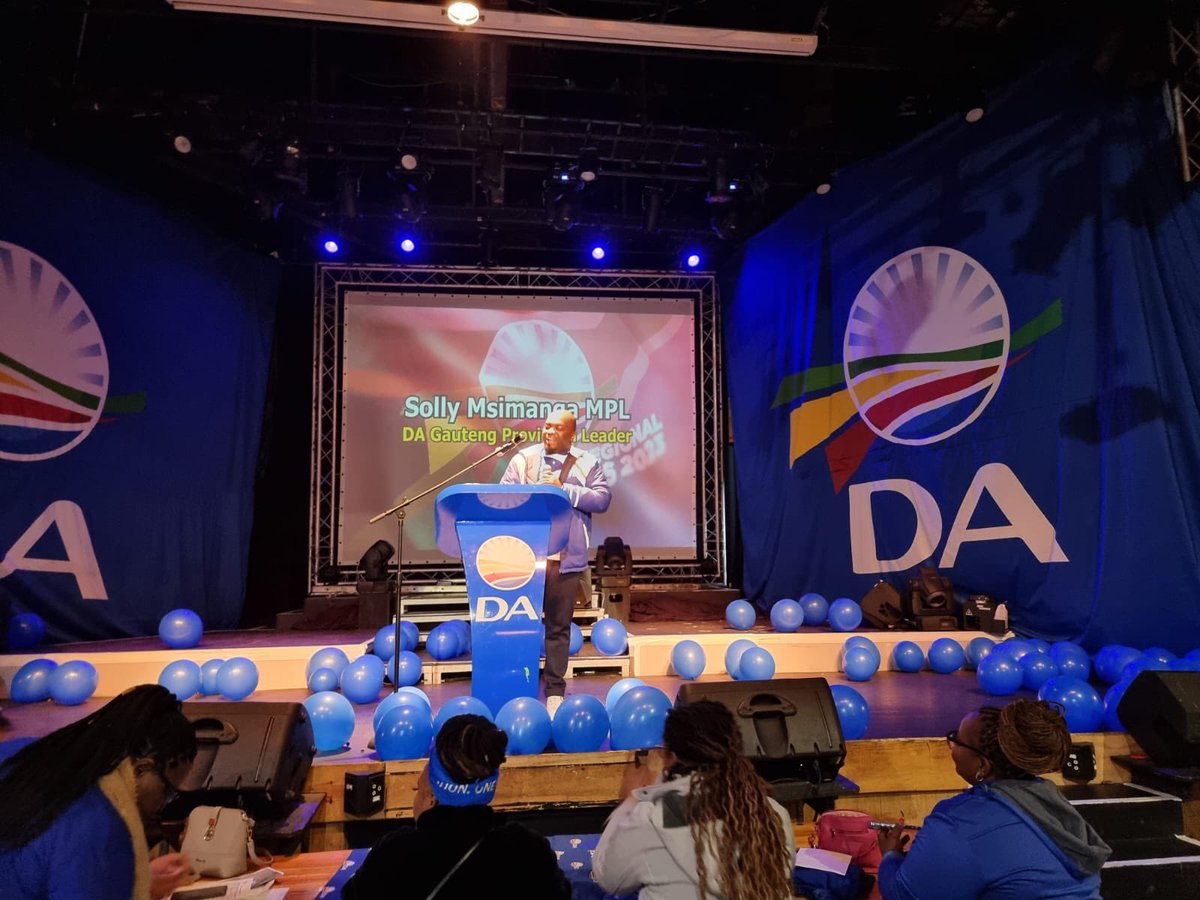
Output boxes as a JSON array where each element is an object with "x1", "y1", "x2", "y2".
[{"x1": 435, "y1": 484, "x2": 573, "y2": 715}]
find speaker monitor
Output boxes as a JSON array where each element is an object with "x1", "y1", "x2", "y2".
[
  {"x1": 676, "y1": 678, "x2": 845, "y2": 801},
  {"x1": 178, "y1": 702, "x2": 317, "y2": 817},
  {"x1": 1116, "y1": 671, "x2": 1200, "y2": 767}
]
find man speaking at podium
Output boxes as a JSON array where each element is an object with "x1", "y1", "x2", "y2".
[{"x1": 501, "y1": 408, "x2": 611, "y2": 718}]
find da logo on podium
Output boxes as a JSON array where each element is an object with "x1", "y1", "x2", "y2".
[{"x1": 474, "y1": 534, "x2": 540, "y2": 622}]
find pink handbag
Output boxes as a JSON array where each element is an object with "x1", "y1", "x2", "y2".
[{"x1": 812, "y1": 809, "x2": 882, "y2": 867}]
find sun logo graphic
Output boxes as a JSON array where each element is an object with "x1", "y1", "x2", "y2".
[
  {"x1": 0, "y1": 242, "x2": 109, "y2": 462},
  {"x1": 475, "y1": 534, "x2": 538, "y2": 591},
  {"x1": 776, "y1": 246, "x2": 1063, "y2": 491}
]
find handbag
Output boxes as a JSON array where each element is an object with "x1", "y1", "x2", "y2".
[
  {"x1": 812, "y1": 809, "x2": 882, "y2": 868},
  {"x1": 180, "y1": 805, "x2": 272, "y2": 878}
]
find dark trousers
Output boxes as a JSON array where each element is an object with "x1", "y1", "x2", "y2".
[{"x1": 543, "y1": 560, "x2": 581, "y2": 697}]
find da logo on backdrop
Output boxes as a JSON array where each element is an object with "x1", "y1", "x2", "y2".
[
  {"x1": 773, "y1": 246, "x2": 1066, "y2": 573},
  {"x1": 0, "y1": 242, "x2": 110, "y2": 461}
]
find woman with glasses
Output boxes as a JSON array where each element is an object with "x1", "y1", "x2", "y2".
[
  {"x1": 877, "y1": 698, "x2": 1111, "y2": 899},
  {"x1": 0, "y1": 684, "x2": 197, "y2": 899}
]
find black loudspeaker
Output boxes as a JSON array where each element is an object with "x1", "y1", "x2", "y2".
[
  {"x1": 676, "y1": 678, "x2": 846, "y2": 802},
  {"x1": 177, "y1": 702, "x2": 317, "y2": 817},
  {"x1": 860, "y1": 581, "x2": 906, "y2": 629},
  {"x1": 1117, "y1": 671, "x2": 1200, "y2": 767}
]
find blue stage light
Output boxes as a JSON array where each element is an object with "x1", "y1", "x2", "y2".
[
  {"x1": 685, "y1": 253, "x2": 701, "y2": 268},
  {"x1": 399, "y1": 237, "x2": 416, "y2": 253},
  {"x1": 590, "y1": 245, "x2": 606, "y2": 261},
  {"x1": 321, "y1": 238, "x2": 340, "y2": 255}
]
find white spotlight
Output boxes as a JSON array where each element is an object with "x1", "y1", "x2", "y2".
[{"x1": 446, "y1": 2, "x2": 480, "y2": 26}]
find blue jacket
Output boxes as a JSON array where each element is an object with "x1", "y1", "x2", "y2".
[
  {"x1": 500, "y1": 444, "x2": 611, "y2": 573},
  {"x1": 0, "y1": 739, "x2": 137, "y2": 899},
  {"x1": 879, "y1": 781, "x2": 1106, "y2": 899}
]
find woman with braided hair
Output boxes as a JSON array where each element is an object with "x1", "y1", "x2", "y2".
[
  {"x1": 878, "y1": 698, "x2": 1111, "y2": 899},
  {"x1": 593, "y1": 699, "x2": 795, "y2": 900},
  {"x1": 0, "y1": 684, "x2": 197, "y2": 899},
  {"x1": 341, "y1": 714, "x2": 569, "y2": 899}
]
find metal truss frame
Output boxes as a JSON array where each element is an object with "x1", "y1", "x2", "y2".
[
  {"x1": 1170, "y1": 7, "x2": 1200, "y2": 182},
  {"x1": 309, "y1": 265, "x2": 725, "y2": 593}
]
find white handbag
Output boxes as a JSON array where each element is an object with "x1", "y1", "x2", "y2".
[{"x1": 180, "y1": 805, "x2": 271, "y2": 878}]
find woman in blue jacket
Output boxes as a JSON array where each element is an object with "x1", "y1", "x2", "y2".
[
  {"x1": 0, "y1": 684, "x2": 197, "y2": 899},
  {"x1": 878, "y1": 698, "x2": 1111, "y2": 899}
]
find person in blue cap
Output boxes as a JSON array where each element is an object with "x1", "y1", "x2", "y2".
[{"x1": 342, "y1": 714, "x2": 569, "y2": 899}]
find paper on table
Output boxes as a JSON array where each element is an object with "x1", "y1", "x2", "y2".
[
  {"x1": 169, "y1": 867, "x2": 286, "y2": 900},
  {"x1": 794, "y1": 847, "x2": 852, "y2": 876}
]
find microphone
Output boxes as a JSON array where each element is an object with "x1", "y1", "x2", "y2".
[{"x1": 497, "y1": 437, "x2": 521, "y2": 452}]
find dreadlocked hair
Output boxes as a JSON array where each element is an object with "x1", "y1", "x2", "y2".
[
  {"x1": 0, "y1": 684, "x2": 196, "y2": 849},
  {"x1": 977, "y1": 699, "x2": 1072, "y2": 779},
  {"x1": 436, "y1": 714, "x2": 508, "y2": 783},
  {"x1": 662, "y1": 700, "x2": 793, "y2": 900}
]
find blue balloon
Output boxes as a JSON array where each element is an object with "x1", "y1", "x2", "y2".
[
  {"x1": 1025, "y1": 639, "x2": 1052, "y2": 655},
  {"x1": 830, "y1": 684, "x2": 870, "y2": 739},
  {"x1": 373, "y1": 689, "x2": 433, "y2": 733},
  {"x1": 725, "y1": 599, "x2": 756, "y2": 631},
  {"x1": 158, "y1": 609, "x2": 204, "y2": 649},
  {"x1": 304, "y1": 690, "x2": 356, "y2": 753},
  {"x1": 892, "y1": 641, "x2": 925, "y2": 673},
  {"x1": 397, "y1": 620, "x2": 420, "y2": 652},
  {"x1": 738, "y1": 647, "x2": 776, "y2": 680},
  {"x1": 928, "y1": 638, "x2": 966, "y2": 675},
  {"x1": 7, "y1": 612, "x2": 46, "y2": 650},
  {"x1": 9, "y1": 658, "x2": 57, "y2": 703},
  {"x1": 671, "y1": 640, "x2": 706, "y2": 680},
  {"x1": 841, "y1": 646, "x2": 880, "y2": 682},
  {"x1": 1144, "y1": 646, "x2": 1176, "y2": 665},
  {"x1": 610, "y1": 686, "x2": 672, "y2": 750},
  {"x1": 341, "y1": 655, "x2": 386, "y2": 703},
  {"x1": 1187, "y1": 648, "x2": 1200, "y2": 663},
  {"x1": 445, "y1": 619, "x2": 471, "y2": 653},
  {"x1": 387, "y1": 650, "x2": 423, "y2": 687},
  {"x1": 605, "y1": 677, "x2": 645, "y2": 715},
  {"x1": 1094, "y1": 645, "x2": 1141, "y2": 684},
  {"x1": 308, "y1": 666, "x2": 340, "y2": 694},
  {"x1": 569, "y1": 622, "x2": 584, "y2": 656},
  {"x1": 1103, "y1": 681, "x2": 1130, "y2": 732},
  {"x1": 158, "y1": 659, "x2": 202, "y2": 700},
  {"x1": 724, "y1": 639, "x2": 757, "y2": 676},
  {"x1": 827, "y1": 598, "x2": 863, "y2": 632},
  {"x1": 1119, "y1": 655, "x2": 1168, "y2": 684},
  {"x1": 1039, "y1": 676, "x2": 1104, "y2": 732},
  {"x1": 976, "y1": 653, "x2": 1023, "y2": 696},
  {"x1": 965, "y1": 637, "x2": 996, "y2": 670},
  {"x1": 216, "y1": 657, "x2": 259, "y2": 701},
  {"x1": 495, "y1": 697, "x2": 552, "y2": 755},
  {"x1": 376, "y1": 705, "x2": 433, "y2": 761},
  {"x1": 427, "y1": 624, "x2": 462, "y2": 661},
  {"x1": 1169, "y1": 657, "x2": 1200, "y2": 672},
  {"x1": 800, "y1": 593, "x2": 829, "y2": 626},
  {"x1": 592, "y1": 618, "x2": 628, "y2": 656},
  {"x1": 1020, "y1": 652, "x2": 1058, "y2": 691},
  {"x1": 770, "y1": 599, "x2": 804, "y2": 633},
  {"x1": 432, "y1": 695, "x2": 494, "y2": 734},
  {"x1": 551, "y1": 695, "x2": 610, "y2": 753},
  {"x1": 200, "y1": 659, "x2": 225, "y2": 695},
  {"x1": 844, "y1": 635, "x2": 879, "y2": 654},
  {"x1": 1049, "y1": 642, "x2": 1091, "y2": 679},
  {"x1": 48, "y1": 660, "x2": 98, "y2": 706},
  {"x1": 306, "y1": 647, "x2": 350, "y2": 681},
  {"x1": 373, "y1": 625, "x2": 397, "y2": 661}
]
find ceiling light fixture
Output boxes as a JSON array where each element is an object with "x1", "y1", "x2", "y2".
[
  {"x1": 166, "y1": 1, "x2": 818, "y2": 57},
  {"x1": 445, "y1": 2, "x2": 479, "y2": 27}
]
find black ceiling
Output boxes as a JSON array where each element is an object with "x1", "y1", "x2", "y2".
[{"x1": 0, "y1": 0, "x2": 1169, "y2": 267}]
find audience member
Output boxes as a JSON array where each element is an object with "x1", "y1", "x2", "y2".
[
  {"x1": 593, "y1": 699, "x2": 795, "y2": 900},
  {"x1": 878, "y1": 698, "x2": 1111, "y2": 899},
  {"x1": 342, "y1": 714, "x2": 570, "y2": 898},
  {"x1": 0, "y1": 684, "x2": 197, "y2": 899}
]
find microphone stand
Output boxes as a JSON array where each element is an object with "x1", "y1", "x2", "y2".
[{"x1": 368, "y1": 440, "x2": 519, "y2": 692}]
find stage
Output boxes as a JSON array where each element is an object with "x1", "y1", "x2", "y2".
[{"x1": 0, "y1": 621, "x2": 1143, "y2": 850}]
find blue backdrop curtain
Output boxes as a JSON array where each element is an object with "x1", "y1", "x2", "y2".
[
  {"x1": 726, "y1": 52, "x2": 1200, "y2": 651},
  {"x1": 0, "y1": 142, "x2": 279, "y2": 643}
]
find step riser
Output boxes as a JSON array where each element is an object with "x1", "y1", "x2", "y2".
[
  {"x1": 1101, "y1": 860, "x2": 1200, "y2": 899},
  {"x1": 1072, "y1": 801, "x2": 1184, "y2": 841}
]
